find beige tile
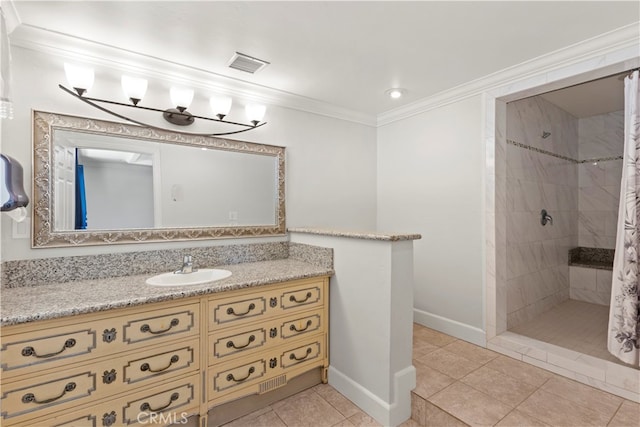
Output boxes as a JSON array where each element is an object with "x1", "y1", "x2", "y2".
[
  {"x1": 415, "y1": 348, "x2": 484, "y2": 379},
  {"x1": 398, "y1": 419, "x2": 422, "y2": 427},
  {"x1": 271, "y1": 386, "x2": 317, "y2": 410},
  {"x1": 347, "y1": 409, "x2": 382, "y2": 426},
  {"x1": 331, "y1": 420, "x2": 356, "y2": 427},
  {"x1": 608, "y1": 400, "x2": 640, "y2": 427},
  {"x1": 314, "y1": 383, "x2": 361, "y2": 418},
  {"x1": 441, "y1": 340, "x2": 500, "y2": 364},
  {"x1": 461, "y1": 365, "x2": 537, "y2": 407},
  {"x1": 429, "y1": 382, "x2": 512, "y2": 426},
  {"x1": 495, "y1": 410, "x2": 550, "y2": 427},
  {"x1": 424, "y1": 401, "x2": 469, "y2": 427},
  {"x1": 413, "y1": 360, "x2": 456, "y2": 399},
  {"x1": 413, "y1": 326, "x2": 458, "y2": 347},
  {"x1": 517, "y1": 389, "x2": 613, "y2": 426},
  {"x1": 485, "y1": 355, "x2": 554, "y2": 387},
  {"x1": 411, "y1": 392, "x2": 427, "y2": 425},
  {"x1": 413, "y1": 341, "x2": 439, "y2": 359},
  {"x1": 222, "y1": 408, "x2": 285, "y2": 427},
  {"x1": 541, "y1": 376, "x2": 623, "y2": 419},
  {"x1": 272, "y1": 389, "x2": 346, "y2": 427}
]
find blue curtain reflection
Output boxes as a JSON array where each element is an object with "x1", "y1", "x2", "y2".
[{"x1": 75, "y1": 150, "x2": 87, "y2": 229}]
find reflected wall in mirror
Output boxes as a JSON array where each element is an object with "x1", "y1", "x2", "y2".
[{"x1": 33, "y1": 111, "x2": 285, "y2": 247}]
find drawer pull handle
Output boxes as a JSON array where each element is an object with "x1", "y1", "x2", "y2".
[
  {"x1": 226, "y1": 366, "x2": 255, "y2": 383},
  {"x1": 22, "y1": 382, "x2": 76, "y2": 404},
  {"x1": 140, "y1": 355, "x2": 180, "y2": 373},
  {"x1": 289, "y1": 347, "x2": 312, "y2": 361},
  {"x1": 21, "y1": 338, "x2": 76, "y2": 358},
  {"x1": 290, "y1": 320, "x2": 313, "y2": 333},
  {"x1": 289, "y1": 292, "x2": 312, "y2": 304},
  {"x1": 227, "y1": 303, "x2": 255, "y2": 317},
  {"x1": 140, "y1": 392, "x2": 179, "y2": 412},
  {"x1": 226, "y1": 335, "x2": 255, "y2": 349},
  {"x1": 140, "y1": 318, "x2": 179, "y2": 334}
]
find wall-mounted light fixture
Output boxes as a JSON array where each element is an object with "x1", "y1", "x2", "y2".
[{"x1": 61, "y1": 63, "x2": 267, "y2": 137}]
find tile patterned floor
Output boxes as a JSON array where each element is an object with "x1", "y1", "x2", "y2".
[
  {"x1": 509, "y1": 299, "x2": 634, "y2": 366},
  {"x1": 222, "y1": 323, "x2": 639, "y2": 427}
]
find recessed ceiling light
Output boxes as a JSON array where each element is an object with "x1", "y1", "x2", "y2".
[{"x1": 386, "y1": 88, "x2": 406, "y2": 99}]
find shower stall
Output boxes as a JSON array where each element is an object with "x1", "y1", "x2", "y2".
[{"x1": 498, "y1": 72, "x2": 639, "y2": 389}]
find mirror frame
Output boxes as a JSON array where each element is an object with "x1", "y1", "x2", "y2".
[{"x1": 32, "y1": 110, "x2": 285, "y2": 248}]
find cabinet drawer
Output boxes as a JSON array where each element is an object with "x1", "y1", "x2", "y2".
[
  {"x1": 208, "y1": 279, "x2": 325, "y2": 331},
  {"x1": 12, "y1": 373, "x2": 200, "y2": 427},
  {"x1": 208, "y1": 334, "x2": 326, "y2": 406},
  {"x1": 1, "y1": 339, "x2": 199, "y2": 425},
  {"x1": 122, "y1": 338, "x2": 199, "y2": 386},
  {"x1": 121, "y1": 375, "x2": 198, "y2": 425},
  {"x1": 1, "y1": 370, "x2": 97, "y2": 423},
  {"x1": 1, "y1": 302, "x2": 200, "y2": 381},
  {"x1": 208, "y1": 309, "x2": 324, "y2": 365},
  {"x1": 212, "y1": 359, "x2": 267, "y2": 394},
  {"x1": 1, "y1": 326, "x2": 97, "y2": 378},
  {"x1": 122, "y1": 304, "x2": 198, "y2": 345}
]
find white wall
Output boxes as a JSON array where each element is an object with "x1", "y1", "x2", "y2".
[
  {"x1": 0, "y1": 47, "x2": 377, "y2": 260},
  {"x1": 158, "y1": 144, "x2": 276, "y2": 227},
  {"x1": 81, "y1": 160, "x2": 155, "y2": 230},
  {"x1": 376, "y1": 96, "x2": 485, "y2": 341}
]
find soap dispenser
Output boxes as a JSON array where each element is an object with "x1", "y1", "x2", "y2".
[{"x1": 1, "y1": 154, "x2": 29, "y2": 221}]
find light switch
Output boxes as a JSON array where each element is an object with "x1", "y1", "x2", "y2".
[{"x1": 12, "y1": 217, "x2": 30, "y2": 239}]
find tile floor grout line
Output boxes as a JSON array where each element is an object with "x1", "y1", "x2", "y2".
[{"x1": 414, "y1": 389, "x2": 470, "y2": 427}]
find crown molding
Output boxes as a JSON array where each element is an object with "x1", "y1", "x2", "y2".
[
  {"x1": 377, "y1": 22, "x2": 640, "y2": 127},
  {"x1": 9, "y1": 24, "x2": 377, "y2": 127},
  {"x1": 1, "y1": 0, "x2": 21, "y2": 33}
]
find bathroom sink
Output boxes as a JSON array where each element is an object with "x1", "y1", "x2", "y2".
[{"x1": 146, "y1": 269, "x2": 232, "y2": 286}]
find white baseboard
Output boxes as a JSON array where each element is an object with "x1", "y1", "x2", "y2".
[
  {"x1": 328, "y1": 365, "x2": 415, "y2": 427},
  {"x1": 414, "y1": 308, "x2": 486, "y2": 347}
]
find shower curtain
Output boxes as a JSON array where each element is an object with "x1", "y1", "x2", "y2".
[{"x1": 608, "y1": 70, "x2": 640, "y2": 366}]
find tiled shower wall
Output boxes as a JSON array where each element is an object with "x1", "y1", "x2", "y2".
[
  {"x1": 578, "y1": 110, "x2": 624, "y2": 249},
  {"x1": 505, "y1": 96, "x2": 578, "y2": 329},
  {"x1": 569, "y1": 111, "x2": 624, "y2": 306}
]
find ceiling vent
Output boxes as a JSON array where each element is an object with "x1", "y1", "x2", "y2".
[{"x1": 228, "y1": 52, "x2": 270, "y2": 74}]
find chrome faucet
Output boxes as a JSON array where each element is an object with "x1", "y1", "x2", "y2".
[
  {"x1": 541, "y1": 209, "x2": 553, "y2": 226},
  {"x1": 175, "y1": 255, "x2": 197, "y2": 274}
]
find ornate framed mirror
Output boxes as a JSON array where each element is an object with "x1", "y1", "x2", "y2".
[{"x1": 32, "y1": 111, "x2": 285, "y2": 247}]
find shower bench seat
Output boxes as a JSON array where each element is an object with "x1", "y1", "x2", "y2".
[{"x1": 568, "y1": 247, "x2": 614, "y2": 306}]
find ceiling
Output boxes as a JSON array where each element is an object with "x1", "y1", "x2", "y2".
[
  {"x1": 539, "y1": 73, "x2": 626, "y2": 118},
  {"x1": 6, "y1": 1, "x2": 640, "y2": 117}
]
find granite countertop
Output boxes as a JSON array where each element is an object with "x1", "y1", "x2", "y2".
[
  {"x1": 1, "y1": 259, "x2": 333, "y2": 327},
  {"x1": 288, "y1": 227, "x2": 422, "y2": 241},
  {"x1": 568, "y1": 247, "x2": 614, "y2": 271}
]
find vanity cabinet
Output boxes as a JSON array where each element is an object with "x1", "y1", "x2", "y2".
[
  {"x1": 206, "y1": 277, "x2": 329, "y2": 408},
  {"x1": 0, "y1": 300, "x2": 201, "y2": 426},
  {"x1": 0, "y1": 275, "x2": 329, "y2": 426}
]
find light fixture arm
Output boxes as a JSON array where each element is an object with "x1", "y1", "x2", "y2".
[{"x1": 59, "y1": 84, "x2": 267, "y2": 137}]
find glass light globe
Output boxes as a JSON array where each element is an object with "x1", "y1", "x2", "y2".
[
  {"x1": 245, "y1": 104, "x2": 266, "y2": 125},
  {"x1": 121, "y1": 75, "x2": 148, "y2": 105},
  {"x1": 170, "y1": 87, "x2": 194, "y2": 110},
  {"x1": 64, "y1": 63, "x2": 95, "y2": 95},
  {"x1": 210, "y1": 96, "x2": 233, "y2": 119}
]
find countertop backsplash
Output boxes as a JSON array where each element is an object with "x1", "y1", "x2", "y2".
[{"x1": 2, "y1": 241, "x2": 333, "y2": 289}]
